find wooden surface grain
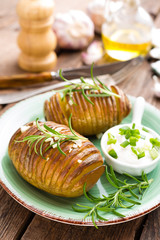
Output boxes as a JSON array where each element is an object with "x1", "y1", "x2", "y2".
[
  {"x1": 140, "y1": 208, "x2": 160, "y2": 240},
  {"x1": 0, "y1": 0, "x2": 160, "y2": 240},
  {"x1": 21, "y1": 215, "x2": 146, "y2": 240}
]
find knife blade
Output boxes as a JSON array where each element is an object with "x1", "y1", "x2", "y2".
[
  {"x1": 60, "y1": 58, "x2": 139, "y2": 78},
  {"x1": 0, "y1": 57, "x2": 143, "y2": 88}
]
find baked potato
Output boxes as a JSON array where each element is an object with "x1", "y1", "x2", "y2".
[
  {"x1": 8, "y1": 121, "x2": 105, "y2": 198},
  {"x1": 44, "y1": 85, "x2": 131, "y2": 136}
]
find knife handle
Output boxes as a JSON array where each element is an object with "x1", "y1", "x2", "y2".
[{"x1": 0, "y1": 72, "x2": 56, "y2": 89}]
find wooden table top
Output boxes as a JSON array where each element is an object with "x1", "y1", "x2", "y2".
[{"x1": 0, "y1": 0, "x2": 160, "y2": 239}]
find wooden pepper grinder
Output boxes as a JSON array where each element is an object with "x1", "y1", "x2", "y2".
[{"x1": 17, "y1": 0, "x2": 57, "y2": 72}]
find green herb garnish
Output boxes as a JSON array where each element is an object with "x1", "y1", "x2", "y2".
[
  {"x1": 72, "y1": 166, "x2": 153, "y2": 229},
  {"x1": 142, "y1": 127, "x2": 149, "y2": 133},
  {"x1": 131, "y1": 147, "x2": 138, "y2": 156},
  {"x1": 150, "y1": 137, "x2": 160, "y2": 147},
  {"x1": 17, "y1": 115, "x2": 86, "y2": 158},
  {"x1": 119, "y1": 126, "x2": 141, "y2": 140},
  {"x1": 138, "y1": 152, "x2": 145, "y2": 159},
  {"x1": 119, "y1": 124, "x2": 146, "y2": 148},
  {"x1": 132, "y1": 123, "x2": 135, "y2": 129},
  {"x1": 55, "y1": 64, "x2": 120, "y2": 105},
  {"x1": 129, "y1": 136, "x2": 138, "y2": 146},
  {"x1": 107, "y1": 133, "x2": 117, "y2": 145},
  {"x1": 108, "y1": 149, "x2": 118, "y2": 159},
  {"x1": 131, "y1": 147, "x2": 145, "y2": 159},
  {"x1": 149, "y1": 148, "x2": 159, "y2": 160},
  {"x1": 120, "y1": 140, "x2": 130, "y2": 148}
]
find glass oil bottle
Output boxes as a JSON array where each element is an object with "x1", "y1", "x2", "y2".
[{"x1": 102, "y1": 0, "x2": 153, "y2": 61}]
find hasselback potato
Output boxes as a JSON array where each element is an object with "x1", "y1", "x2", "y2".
[
  {"x1": 8, "y1": 121, "x2": 105, "y2": 197},
  {"x1": 44, "y1": 85, "x2": 131, "y2": 136}
]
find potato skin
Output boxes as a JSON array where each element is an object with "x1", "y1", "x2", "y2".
[
  {"x1": 44, "y1": 85, "x2": 131, "y2": 136},
  {"x1": 8, "y1": 121, "x2": 104, "y2": 197}
]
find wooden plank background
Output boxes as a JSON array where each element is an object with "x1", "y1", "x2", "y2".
[{"x1": 0, "y1": 0, "x2": 160, "y2": 239}]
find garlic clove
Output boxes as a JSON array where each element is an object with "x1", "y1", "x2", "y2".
[
  {"x1": 153, "y1": 75, "x2": 160, "y2": 98},
  {"x1": 81, "y1": 41, "x2": 104, "y2": 65},
  {"x1": 151, "y1": 60, "x2": 160, "y2": 76},
  {"x1": 53, "y1": 10, "x2": 94, "y2": 50},
  {"x1": 149, "y1": 47, "x2": 160, "y2": 59},
  {"x1": 152, "y1": 28, "x2": 160, "y2": 48}
]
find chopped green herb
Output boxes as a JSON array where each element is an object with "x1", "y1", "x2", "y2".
[
  {"x1": 107, "y1": 133, "x2": 117, "y2": 145},
  {"x1": 150, "y1": 138, "x2": 160, "y2": 147},
  {"x1": 129, "y1": 136, "x2": 138, "y2": 146},
  {"x1": 142, "y1": 127, "x2": 149, "y2": 133},
  {"x1": 119, "y1": 126, "x2": 140, "y2": 139},
  {"x1": 137, "y1": 147, "x2": 143, "y2": 153},
  {"x1": 119, "y1": 126, "x2": 130, "y2": 131},
  {"x1": 108, "y1": 149, "x2": 118, "y2": 159},
  {"x1": 131, "y1": 147, "x2": 138, "y2": 156},
  {"x1": 149, "y1": 148, "x2": 159, "y2": 160},
  {"x1": 138, "y1": 152, "x2": 145, "y2": 159},
  {"x1": 131, "y1": 147, "x2": 145, "y2": 159},
  {"x1": 119, "y1": 127, "x2": 130, "y2": 137},
  {"x1": 120, "y1": 140, "x2": 130, "y2": 148},
  {"x1": 119, "y1": 125, "x2": 146, "y2": 148},
  {"x1": 132, "y1": 123, "x2": 135, "y2": 129},
  {"x1": 140, "y1": 134, "x2": 146, "y2": 140}
]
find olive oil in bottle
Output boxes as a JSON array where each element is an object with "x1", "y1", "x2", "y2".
[{"x1": 102, "y1": 0, "x2": 153, "y2": 61}]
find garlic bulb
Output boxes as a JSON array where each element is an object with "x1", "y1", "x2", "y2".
[
  {"x1": 87, "y1": 0, "x2": 106, "y2": 34},
  {"x1": 81, "y1": 41, "x2": 104, "y2": 65},
  {"x1": 87, "y1": 0, "x2": 122, "y2": 34},
  {"x1": 53, "y1": 10, "x2": 94, "y2": 50}
]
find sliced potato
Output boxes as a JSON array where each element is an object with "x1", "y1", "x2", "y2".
[
  {"x1": 8, "y1": 121, "x2": 104, "y2": 198},
  {"x1": 44, "y1": 85, "x2": 131, "y2": 135}
]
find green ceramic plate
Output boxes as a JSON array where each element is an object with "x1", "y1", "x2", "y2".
[{"x1": 0, "y1": 90, "x2": 160, "y2": 227}]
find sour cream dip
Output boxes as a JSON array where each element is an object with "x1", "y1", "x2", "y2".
[
  {"x1": 106, "y1": 124, "x2": 159, "y2": 165},
  {"x1": 101, "y1": 123, "x2": 160, "y2": 176}
]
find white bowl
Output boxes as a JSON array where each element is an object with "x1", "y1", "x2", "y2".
[{"x1": 101, "y1": 124, "x2": 160, "y2": 176}]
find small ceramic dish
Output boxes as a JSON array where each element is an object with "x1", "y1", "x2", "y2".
[{"x1": 101, "y1": 97, "x2": 160, "y2": 176}]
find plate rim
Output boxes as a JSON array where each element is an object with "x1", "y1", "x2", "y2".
[
  {"x1": 0, "y1": 82, "x2": 160, "y2": 227},
  {"x1": 0, "y1": 177, "x2": 160, "y2": 226}
]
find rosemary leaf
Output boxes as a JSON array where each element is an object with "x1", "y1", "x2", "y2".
[
  {"x1": 44, "y1": 124, "x2": 61, "y2": 135},
  {"x1": 128, "y1": 188, "x2": 139, "y2": 199},
  {"x1": 83, "y1": 183, "x2": 94, "y2": 203},
  {"x1": 95, "y1": 210, "x2": 108, "y2": 221},
  {"x1": 105, "y1": 166, "x2": 119, "y2": 188},
  {"x1": 119, "y1": 195, "x2": 141, "y2": 205},
  {"x1": 72, "y1": 206, "x2": 91, "y2": 213},
  {"x1": 123, "y1": 173, "x2": 141, "y2": 183},
  {"x1": 112, "y1": 210, "x2": 125, "y2": 218},
  {"x1": 92, "y1": 212, "x2": 98, "y2": 229},
  {"x1": 109, "y1": 166, "x2": 120, "y2": 186},
  {"x1": 81, "y1": 87, "x2": 94, "y2": 105},
  {"x1": 57, "y1": 139, "x2": 66, "y2": 156}
]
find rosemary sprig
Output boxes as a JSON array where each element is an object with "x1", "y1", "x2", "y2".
[
  {"x1": 55, "y1": 64, "x2": 120, "y2": 105},
  {"x1": 72, "y1": 166, "x2": 153, "y2": 229},
  {"x1": 17, "y1": 115, "x2": 86, "y2": 158}
]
